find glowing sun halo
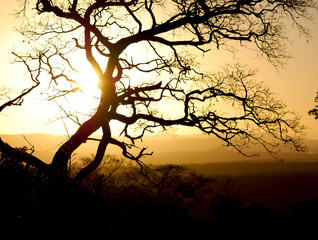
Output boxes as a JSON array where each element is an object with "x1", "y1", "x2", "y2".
[{"x1": 70, "y1": 62, "x2": 101, "y2": 108}]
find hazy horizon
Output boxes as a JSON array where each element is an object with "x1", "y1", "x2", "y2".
[{"x1": 1, "y1": 133, "x2": 318, "y2": 167}]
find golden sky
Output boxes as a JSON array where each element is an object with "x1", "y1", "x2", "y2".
[{"x1": 0, "y1": 0, "x2": 317, "y2": 140}]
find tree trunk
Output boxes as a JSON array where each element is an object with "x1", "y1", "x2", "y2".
[
  {"x1": 50, "y1": 78, "x2": 116, "y2": 176},
  {"x1": 74, "y1": 123, "x2": 111, "y2": 181},
  {"x1": 50, "y1": 112, "x2": 102, "y2": 173}
]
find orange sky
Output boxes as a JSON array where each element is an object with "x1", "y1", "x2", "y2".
[{"x1": 0, "y1": 0, "x2": 317, "y2": 140}]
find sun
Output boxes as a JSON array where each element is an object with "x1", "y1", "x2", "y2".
[
  {"x1": 75, "y1": 67, "x2": 100, "y2": 96},
  {"x1": 64, "y1": 52, "x2": 101, "y2": 107},
  {"x1": 47, "y1": 58, "x2": 102, "y2": 134},
  {"x1": 70, "y1": 66, "x2": 101, "y2": 112}
]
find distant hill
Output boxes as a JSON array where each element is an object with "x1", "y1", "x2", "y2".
[
  {"x1": 184, "y1": 161, "x2": 318, "y2": 176},
  {"x1": 1, "y1": 133, "x2": 318, "y2": 164}
]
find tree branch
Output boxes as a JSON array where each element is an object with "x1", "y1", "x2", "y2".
[
  {"x1": 0, "y1": 138, "x2": 48, "y2": 171},
  {"x1": 75, "y1": 123, "x2": 111, "y2": 180}
]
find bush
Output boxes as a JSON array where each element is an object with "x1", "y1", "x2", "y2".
[{"x1": 1, "y1": 153, "x2": 314, "y2": 238}]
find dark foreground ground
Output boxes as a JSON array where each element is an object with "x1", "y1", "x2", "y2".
[{"x1": 0, "y1": 154, "x2": 317, "y2": 239}]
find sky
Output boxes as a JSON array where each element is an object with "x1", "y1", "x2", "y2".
[{"x1": 0, "y1": 0, "x2": 318, "y2": 140}]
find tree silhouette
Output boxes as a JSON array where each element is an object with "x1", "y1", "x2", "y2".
[
  {"x1": 309, "y1": 91, "x2": 318, "y2": 119},
  {"x1": 1, "y1": 0, "x2": 316, "y2": 179}
]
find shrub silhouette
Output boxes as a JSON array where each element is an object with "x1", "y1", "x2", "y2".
[
  {"x1": 209, "y1": 176, "x2": 245, "y2": 218},
  {"x1": 0, "y1": 149, "x2": 108, "y2": 239},
  {"x1": 73, "y1": 157, "x2": 215, "y2": 237},
  {"x1": 1, "y1": 153, "x2": 316, "y2": 238},
  {"x1": 0, "y1": 153, "x2": 215, "y2": 238}
]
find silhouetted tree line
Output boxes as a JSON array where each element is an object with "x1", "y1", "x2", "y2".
[{"x1": 0, "y1": 150, "x2": 317, "y2": 239}]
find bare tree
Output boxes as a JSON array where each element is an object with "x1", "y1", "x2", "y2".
[
  {"x1": 309, "y1": 91, "x2": 318, "y2": 119},
  {"x1": 1, "y1": 0, "x2": 316, "y2": 179}
]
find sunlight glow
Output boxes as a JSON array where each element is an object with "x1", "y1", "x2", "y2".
[
  {"x1": 46, "y1": 58, "x2": 102, "y2": 134},
  {"x1": 63, "y1": 53, "x2": 101, "y2": 109},
  {"x1": 73, "y1": 66, "x2": 100, "y2": 97}
]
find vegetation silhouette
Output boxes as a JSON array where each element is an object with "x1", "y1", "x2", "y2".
[
  {"x1": 1, "y1": 152, "x2": 317, "y2": 239},
  {"x1": 309, "y1": 91, "x2": 318, "y2": 119},
  {"x1": 0, "y1": 1, "x2": 317, "y2": 237},
  {"x1": 0, "y1": 0, "x2": 316, "y2": 180}
]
